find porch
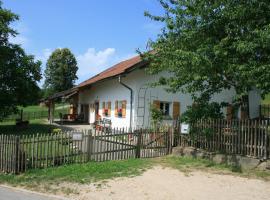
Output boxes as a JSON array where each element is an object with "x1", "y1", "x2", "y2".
[{"x1": 44, "y1": 88, "x2": 89, "y2": 124}]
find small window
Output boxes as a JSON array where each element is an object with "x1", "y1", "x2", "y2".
[
  {"x1": 160, "y1": 102, "x2": 170, "y2": 116},
  {"x1": 117, "y1": 101, "x2": 123, "y2": 117},
  {"x1": 102, "y1": 101, "x2": 111, "y2": 117},
  {"x1": 115, "y1": 100, "x2": 126, "y2": 118}
]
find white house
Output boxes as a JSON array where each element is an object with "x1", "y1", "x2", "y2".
[{"x1": 49, "y1": 54, "x2": 261, "y2": 129}]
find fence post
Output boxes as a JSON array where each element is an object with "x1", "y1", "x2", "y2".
[
  {"x1": 14, "y1": 136, "x2": 20, "y2": 174},
  {"x1": 167, "y1": 128, "x2": 173, "y2": 155},
  {"x1": 135, "y1": 129, "x2": 142, "y2": 158},
  {"x1": 87, "y1": 130, "x2": 93, "y2": 162},
  {"x1": 265, "y1": 121, "x2": 269, "y2": 160}
]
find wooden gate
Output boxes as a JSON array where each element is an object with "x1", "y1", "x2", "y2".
[
  {"x1": 89, "y1": 128, "x2": 137, "y2": 161},
  {"x1": 91, "y1": 128, "x2": 172, "y2": 161},
  {"x1": 138, "y1": 129, "x2": 172, "y2": 158}
]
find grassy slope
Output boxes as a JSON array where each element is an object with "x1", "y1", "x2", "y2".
[
  {"x1": 0, "y1": 119, "x2": 57, "y2": 135},
  {"x1": 19, "y1": 105, "x2": 47, "y2": 112},
  {"x1": 19, "y1": 104, "x2": 69, "y2": 112},
  {"x1": 262, "y1": 94, "x2": 270, "y2": 104}
]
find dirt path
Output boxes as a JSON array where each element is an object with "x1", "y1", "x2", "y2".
[{"x1": 71, "y1": 166, "x2": 270, "y2": 200}]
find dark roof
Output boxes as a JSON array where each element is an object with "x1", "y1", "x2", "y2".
[
  {"x1": 77, "y1": 54, "x2": 145, "y2": 88},
  {"x1": 47, "y1": 87, "x2": 78, "y2": 101}
]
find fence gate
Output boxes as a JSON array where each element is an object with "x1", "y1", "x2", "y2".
[
  {"x1": 89, "y1": 128, "x2": 173, "y2": 161},
  {"x1": 138, "y1": 129, "x2": 172, "y2": 158},
  {"x1": 89, "y1": 128, "x2": 137, "y2": 161}
]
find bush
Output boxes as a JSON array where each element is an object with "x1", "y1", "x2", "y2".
[
  {"x1": 150, "y1": 104, "x2": 163, "y2": 127},
  {"x1": 181, "y1": 101, "x2": 224, "y2": 124},
  {"x1": 52, "y1": 128, "x2": 62, "y2": 134}
]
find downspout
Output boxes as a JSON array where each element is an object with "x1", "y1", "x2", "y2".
[{"x1": 118, "y1": 75, "x2": 133, "y2": 130}]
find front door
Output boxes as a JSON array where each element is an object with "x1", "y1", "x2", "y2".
[
  {"x1": 83, "y1": 104, "x2": 89, "y2": 122},
  {"x1": 95, "y1": 101, "x2": 100, "y2": 121}
]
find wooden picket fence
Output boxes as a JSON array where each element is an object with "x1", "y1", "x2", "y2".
[
  {"x1": 174, "y1": 119, "x2": 270, "y2": 160},
  {"x1": 2, "y1": 119, "x2": 269, "y2": 174},
  {"x1": 260, "y1": 104, "x2": 270, "y2": 119},
  {"x1": 0, "y1": 128, "x2": 173, "y2": 174},
  {"x1": 1, "y1": 109, "x2": 69, "y2": 122}
]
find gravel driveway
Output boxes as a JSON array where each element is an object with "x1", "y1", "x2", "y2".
[{"x1": 71, "y1": 166, "x2": 270, "y2": 200}]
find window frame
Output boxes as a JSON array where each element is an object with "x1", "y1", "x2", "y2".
[
  {"x1": 102, "y1": 101, "x2": 111, "y2": 117},
  {"x1": 159, "y1": 101, "x2": 170, "y2": 117},
  {"x1": 115, "y1": 100, "x2": 126, "y2": 118}
]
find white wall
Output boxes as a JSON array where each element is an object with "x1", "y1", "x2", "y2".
[
  {"x1": 127, "y1": 69, "x2": 236, "y2": 128},
  {"x1": 78, "y1": 67, "x2": 259, "y2": 129},
  {"x1": 79, "y1": 78, "x2": 132, "y2": 128}
]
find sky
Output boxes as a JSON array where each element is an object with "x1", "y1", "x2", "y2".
[{"x1": 3, "y1": 0, "x2": 164, "y2": 85}]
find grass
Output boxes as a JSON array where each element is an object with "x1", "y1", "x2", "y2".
[
  {"x1": 18, "y1": 104, "x2": 69, "y2": 113},
  {"x1": 0, "y1": 159, "x2": 152, "y2": 191},
  {"x1": 18, "y1": 105, "x2": 48, "y2": 113},
  {"x1": 0, "y1": 119, "x2": 57, "y2": 135},
  {"x1": 157, "y1": 156, "x2": 270, "y2": 181},
  {"x1": 158, "y1": 156, "x2": 242, "y2": 173},
  {"x1": 0, "y1": 156, "x2": 269, "y2": 192},
  {"x1": 262, "y1": 93, "x2": 270, "y2": 104},
  {"x1": 1, "y1": 104, "x2": 69, "y2": 123}
]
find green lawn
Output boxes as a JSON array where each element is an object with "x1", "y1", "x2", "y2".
[
  {"x1": 18, "y1": 103, "x2": 69, "y2": 112},
  {"x1": 262, "y1": 93, "x2": 270, "y2": 104},
  {"x1": 0, "y1": 119, "x2": 57, "y2": 135},
  {"x1": 0, "y1": 159, "x2": 152, "y2": 193},
  {"x1": 18, "y1": 105, "x2": 48, "y2": 113},
  {"x1": 2, "y1": 103, "x2": 69, "y2": 123},
  {"x1": 0, "y1": 156, "x2": 269, "y2": 195}
]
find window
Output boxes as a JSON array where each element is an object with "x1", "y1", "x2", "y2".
[
  {"x1": 80, "y1": 104, "x2": 84, "y2": 113},
  {"x1": 160, "y1": 102, "x2": 170, "y2": 116},
  {"x1": 115, "y1": 100, "x2": 126, "y2": 118},
  {"x1": 102, "y1": 101, "x2": 111, "y2": 117}
]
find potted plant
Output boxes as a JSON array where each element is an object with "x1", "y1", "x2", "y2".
[
  {"x1": 104, "y1": 108, "x2": 108, "y2": 116},
  {"x1": 118, "y1": 108, "x2": 122, "y2": 117}
]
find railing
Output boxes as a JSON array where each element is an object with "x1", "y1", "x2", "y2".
[
  {"x1": 174, "y1": 119, "x2": 270, "y2": 160},
  {"x1": 1, "y1": 109, "x2": 69, "y2": 122}
]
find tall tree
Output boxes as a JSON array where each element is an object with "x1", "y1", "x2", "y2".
[
  {"x1": 0, "y1": 1, "x2": 42, "y2": 120},
  {"x1": 44, "y1": 48, "x2": 78, "y2": 97},
  {"x1": 143, "y1": 0, "x2": 270, "y2": 109}
]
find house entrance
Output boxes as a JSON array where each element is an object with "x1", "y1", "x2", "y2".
[
  {"x1": 80, "y1": 104, "x2": 89, "y2": 122},
  {"x1": 95, "y1": 101, "x2": 100, "y2": 121}
]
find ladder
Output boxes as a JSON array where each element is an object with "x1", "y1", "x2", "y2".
[{"x1": 136, "y1": 87, "x2": 148, "y2": 128}]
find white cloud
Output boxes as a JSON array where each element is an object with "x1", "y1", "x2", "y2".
[
  {"x1": 76, "y1": 48, "x2": 137, "y2": 83},
  {"x1": 9, "y1": 22, "x2": 30, "y2": 47},
  {"x1": 36, "y1": 48, "x2": 53, "y2": 63},
  {"x1": 9, "y1": 35, "x2": 29, "y2": 46},
  {"x1": 77, "y1": 48, "x2": 116, "y2": 77}
]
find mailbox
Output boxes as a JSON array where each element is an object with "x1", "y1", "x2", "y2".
[
  {"x1": 72, "y1": 132, "x2": 83, "y2": 141},
  {"x1": 181, "y1": 123, "x2": 190, "y2": 134}
]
